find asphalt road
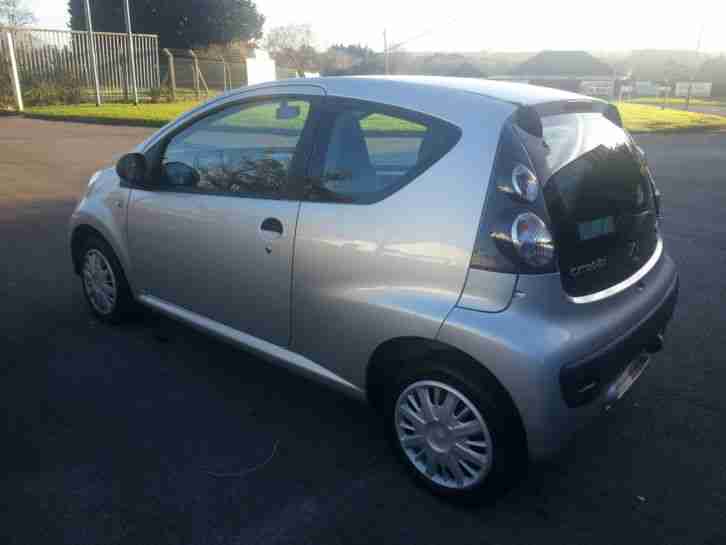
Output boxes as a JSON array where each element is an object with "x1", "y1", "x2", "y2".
[{"x1": 2, "y1": 117, "x2": 725, "y2": 545}]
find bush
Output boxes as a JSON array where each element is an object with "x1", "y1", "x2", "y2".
[
  {"x1": 0, "y1": 45, "x2": 85, "y2": 108},
  {"x1": 21, "y1": 68, "x2": 85, "y2": 106},
  {"x1": 149, "y1": 86, "x2": 164, "y2": 103},
  {"x1": 0, "y1": 65, "x2": 16, "y2": 109}
]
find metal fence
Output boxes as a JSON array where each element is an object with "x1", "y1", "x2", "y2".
[
  {"x1": 160, "y1": 48, "x2": 247, "y2": 100},
  {"x1": 156, "y1": 51, "x2": 303, "y2": 101},
  {"x1": 0, "y1": 27, "x2": 160, "y2": 107},
  {"x1": 0, "y1": 27, "x2": 304, "y2": 111}
]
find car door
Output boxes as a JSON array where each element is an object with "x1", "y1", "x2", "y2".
[{"x1": 127, "y1": 91, "x2": 321, "y2": 347}]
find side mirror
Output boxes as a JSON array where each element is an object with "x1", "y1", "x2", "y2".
[
  {"x1": 163, "y1": 161, "x2": 200, "y2": 187},
  {"x1": 276, "y1": 102, "x2": 301, "y2": 120},
  {"x1": 116, "y1": 153, "x2": 147, "y2": 185}
]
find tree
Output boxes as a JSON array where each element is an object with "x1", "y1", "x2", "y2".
[
  {"x1": 263, "y1": 24, "x2": 319, "y2": 77},
  {"x1": 662, "y1": 58, "x2": 690, "y2": 84},
  {"x1": 320, "y1": 47, "x2": 355, "y2": 75},
  {"x1": 0, "y1": 0, "x2": 37, "y2": 27},
  {"x1": 626, "y1": 50, "x2": 701, "y2": 82},
  {"x1": 67, "y1": 0, "x2": 264, "y2": 50},
  {"x1": 416, "y1": 53, "x2": 487, "y2": 78},
  {"x1": 320, "y1": 44, "x2": 383, "y2": 76},
  {"x1": 321, "y1": 44, "x2": 380, "y2": 75},
  {"x1": 697, "y1": 55, "x2": 726, "y2": 97}
]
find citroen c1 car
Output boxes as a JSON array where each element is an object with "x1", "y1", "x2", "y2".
[{"x1": 69, "y1": 76, "x2": 678, "y2": 501}]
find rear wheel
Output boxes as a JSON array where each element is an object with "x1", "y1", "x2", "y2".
[
  {"x1": 79, "y1": 235, "x2": 135, "y2": 324},
  {"x1": 385, "y1": 359, "x2": 527, "y2": 502}
]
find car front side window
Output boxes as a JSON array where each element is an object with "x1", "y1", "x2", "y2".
[{"x1": 160, "y1": 98, "x2": 313, "y2": 199}]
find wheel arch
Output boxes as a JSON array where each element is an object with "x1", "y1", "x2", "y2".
[
  {"x1": 71, "y1": 224, "x2": 106, "y2": 274},
  {"x1": 366, "y1": 337, "x2": 527, "y2": 450},
  {"x1": 71, "y1": 223, "x2": 132, "y2": 293}
]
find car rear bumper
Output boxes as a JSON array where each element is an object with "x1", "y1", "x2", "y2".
[
  {"x1": 438, "y1": 246, "x2": 679, "y2": 460},
  {"x1": 560, "y1": 275, "x2": 678, "y2": 408}
]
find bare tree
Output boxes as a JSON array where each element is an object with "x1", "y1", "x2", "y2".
[
  {"x1": 263, "y1": 24, "x2": 318, "y2": 77},
  {"x1": 0, "y1": 0, "x2": 37, "y2": 27}
]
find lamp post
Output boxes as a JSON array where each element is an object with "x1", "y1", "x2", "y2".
[
  {"x1": 685, "y1": 24, "x2": 705, "y2": 111},
  {"x1": 124, "y1": 0, "x2": 139, "y2": 105},
  {"x1": 383, "y1": 29, "x2": 389, "y2": 75},
  {"x1": 84, "y1": 0, "x2": 102, "y2": 105}
]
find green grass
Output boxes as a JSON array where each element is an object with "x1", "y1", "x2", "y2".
[
  {"x1": 26, "y1": 99, "x2": 726, "y2": 134},
  {"x1": 361, "y1": 113, "x2": 424, "y2": 132},
  {"x1": 615, "y1": 102, "x2": 726, "y2": 132},
  {"x1": 26, "y1": 100, "x2": 425, "y2": 132},
  {"x1": 209, "y1": 102, "x2": 423, "y2": 132},
  {"x1": 25, "y1": 101, "x2": 201, "y2": 127},
  {"x1": 218, "y1": 101, "x2": 310, "y2": 130},
  {"x1": 630, "y1": 96, "x2": 726, "y2": 107}
]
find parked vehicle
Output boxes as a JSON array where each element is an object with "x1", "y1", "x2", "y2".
[{"x1": 69, "y1": 76, "x2": 678, "y2": 501}]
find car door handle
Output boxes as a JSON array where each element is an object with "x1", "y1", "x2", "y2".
[{"x1": 260, "y1": 217, "x2": 284, "y2": 237}]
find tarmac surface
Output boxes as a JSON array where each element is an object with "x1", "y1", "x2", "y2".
[{"x1": 2, "y1": 117, "x2": 725, "y2": 545}]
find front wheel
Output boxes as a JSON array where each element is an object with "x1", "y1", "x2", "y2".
[
  {"x1": 79, "y1": 235, "x2": 135, "y2": 324},
  {"x1": 386, "y1": 360, "x2": 527, "y2": 502}
]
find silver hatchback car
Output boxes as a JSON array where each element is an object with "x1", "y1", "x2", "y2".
[{"x1": 70, "y1": 76, "x2": 678, "y2": 501}]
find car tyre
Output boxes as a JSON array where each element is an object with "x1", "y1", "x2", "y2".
[
  {"x1": 79, "y1": 234, "x2": 135, "y2": 324},
  {"x1": 385, "y1": 357, "x2": 528, "y2": 503}
]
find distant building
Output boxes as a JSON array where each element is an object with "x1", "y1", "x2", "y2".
[
  {"x1": 247, "y1": 50, "x2": 277, "y2": 85},
  {"x1": 495, "y1": 50, "x2": 615, "y2": 97},
  {"x1": 674, "y1": 82, "x2": 712, "y2": 98},
  {"x1": 634, "y1": 81, "x2": 660, "y2": 96}
]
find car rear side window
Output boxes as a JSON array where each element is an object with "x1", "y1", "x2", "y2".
[{"x1": 308, "y1": 98, "x2": 461, "y2": 204}]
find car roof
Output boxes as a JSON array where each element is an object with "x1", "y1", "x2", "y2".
[
  {"x1": 154, "y1": 76, "x2": 607, "y2": 155},
  {"x1": 251, "y1": 75, "x2": 597, "y2": 107}
]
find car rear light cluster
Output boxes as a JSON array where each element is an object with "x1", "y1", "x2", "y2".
[
  {"x1": 511, "y1": 212, "x2": 554, "y2": 268},
  {"x1": 470, "y1": 120, "x2": 556, "y2": 274},
  {"x1": 632, "y1": 141, "x2": 662, "y2": 221},
  {"x1": 511, "y1": 163, "x2": 539, "y2": 203}
]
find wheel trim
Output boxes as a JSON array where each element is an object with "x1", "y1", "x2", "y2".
[
  {"x1": 395, "y1": 380, "x2": 493, "y2": 490},
  {"x1": 82, "y1": 249, "x2": 117, "y2": 315}
]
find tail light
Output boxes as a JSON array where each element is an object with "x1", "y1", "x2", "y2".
[
  {"x1": 470, "y1": 119, "x2": 556, "y2": 274},
  {"x1": 629, "y1": 136, "x2": 662, "y2": 222},
  {"x1": 511, "y1": 212, "x2": 554, "y2": 267},
  {"x1": 511, "y1": 164, "x2": 539, "y2": 203}
]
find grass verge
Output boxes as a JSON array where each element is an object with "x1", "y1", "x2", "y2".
[
  {"x1": 25, "y1": 100, "x2": 425, "y2": 132},
  {"x1": 25, "y1": 102, "x2": 201, "y2": 127},
  {"x1": 24, "y1": 99, "x2": 726, "y2": 133},
  {"x1": 629, "y1": 97, "x2": 726, "y2": 107},
  {"x1": 615, "y1": 102, "x2": 726, "y2": 132}
]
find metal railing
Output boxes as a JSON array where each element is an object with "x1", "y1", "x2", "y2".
[
  {"x1": 160, "y1": 48, "x2": 247, "y2": 100},
  {"x1": 0, "y1": 27, "x2": 302, "y2": 111},
  {"x1": 0, "y1": 27, "x2": 160, "y2": 108}
]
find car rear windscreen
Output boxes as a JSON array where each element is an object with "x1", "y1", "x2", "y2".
[{"x1": 536, "y1": 112, "x2": 659, "y2": 297}]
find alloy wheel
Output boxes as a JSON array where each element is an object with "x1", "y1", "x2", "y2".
[
  {"x1": 395, "y1": 380, "x2": 493, "y2": 489},
  {"x1": 82, "y1": 249, "x2": 117, "y2": 315}
]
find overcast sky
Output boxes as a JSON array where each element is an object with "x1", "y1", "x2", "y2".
[{"x1": 27, "y1": 0, "x2": 726, "y2": 53}]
